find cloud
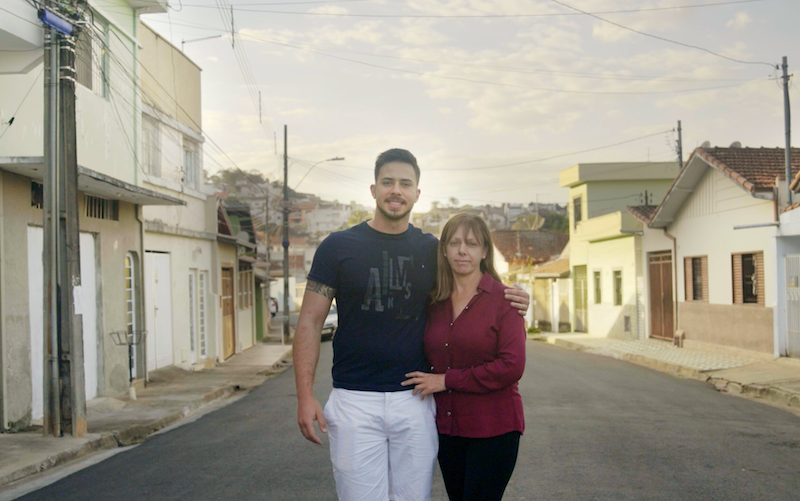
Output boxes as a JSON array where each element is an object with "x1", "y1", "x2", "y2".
[
  {"x1": 726, "y1": 12, "x2": 752, "y2": 30},
  {"x1": 439, "y1": 107, "x2": 453, "y2": 114},
  {"x1": 308, "y1": 6, "x2": 348, "y2": 15}
]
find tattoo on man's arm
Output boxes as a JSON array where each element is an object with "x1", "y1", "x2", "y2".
[{"x1": 307, "y1": 280, "x2": 336, "y2": 299}]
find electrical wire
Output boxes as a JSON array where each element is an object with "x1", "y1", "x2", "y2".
[
  {"x1": 236, "y1": 31, "x2": 770, "y2": 96},
  {"x1": 427, "y1": 130, "x2": 674, "y2": 171},
  {"x1": 142, "y1": 17, "x2": 769, "y2": 85},
  {"x1": 548, "y1": 0, "x2": 776, "y2": 68},
  {"x1": 0, "y1": 67, "x2": 44, "y2": 142},
  {"x1": 153, "y1": 0, "x2": 769, "y2": 17}
]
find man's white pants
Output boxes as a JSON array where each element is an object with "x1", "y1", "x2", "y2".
[{"x1": 323, "y1": 388, "x2": 438, "y2": 501}]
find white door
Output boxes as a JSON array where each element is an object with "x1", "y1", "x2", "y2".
[
  {"x1": 145, "y1": 252, "x2": 174, "y2": 370},
  {"x1": 79, "y1": 233, "x2": 98, "y2": 401},
  {"x1": 28, "y1": 228, "x2": 98, "y2": 420}
]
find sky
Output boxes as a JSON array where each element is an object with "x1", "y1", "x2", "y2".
[{"x1": 134, "y1": 0, "x2": 800, "y2": 212}]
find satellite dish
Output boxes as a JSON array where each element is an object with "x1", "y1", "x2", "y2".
[
  {"x1": 730, "y1": 141, "x2": 741, "y2": 148},
  {"x1": 236, "y1": 231, "x2": 250, "y2": 242},
  {"x1": 700, "y1": 141, "x2": 711, "y2": 148}
]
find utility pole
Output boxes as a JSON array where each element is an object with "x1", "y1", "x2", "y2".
[
  {"x1": 676, "y1": 120, "x2": 683, "y2": 169},
  {"x1": 41, "y1": 3, "x2": 85, "y2": 437},
  {"x1": 282, "y1": 125, "x2": 290, "y2": 343},
  {"x1": 58, "y1": 28, "x2": 86, "y2": 437},
  {"x1": 782, "y1": 57, "x2": 792, "y2": 206},
  {"x1": 42, "y1": 22, "x2": 61, "y2": 438}
]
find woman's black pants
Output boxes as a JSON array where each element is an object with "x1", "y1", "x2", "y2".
[{"x1": 437, "y1": 431, "x2": 521, "y2": 501}]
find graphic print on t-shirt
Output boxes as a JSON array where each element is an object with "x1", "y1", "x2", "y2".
[{"x1": 361, "y1": 250, "x2": 414, "y2": 314}]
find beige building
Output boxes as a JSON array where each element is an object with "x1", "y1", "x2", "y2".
[
  {"x1": 138, "y1": 22, "x2": 220, "y2": 371},
  {"x1": 560, "y1": 161, "x2": 680, "y2": 338},
  {"x1": 0, "y1": 1, "x2": 181, "y2": 431}
]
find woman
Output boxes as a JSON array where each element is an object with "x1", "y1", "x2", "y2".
[{"x1": 403, "y1": 212, "x2": 526, "y2": 501}]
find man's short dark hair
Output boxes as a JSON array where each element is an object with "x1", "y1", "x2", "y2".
[{"x1": 374, "y1": 149, "x2": 420, "y2": 183}]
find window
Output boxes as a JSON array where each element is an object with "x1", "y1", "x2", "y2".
[
  {"x1": 684, "y1": 256, "x2": 708, "y2": 302},
  {"x1": 183, "y1": 137, "x2": 200, "y2": 189},
  {"x1": 593, "y1": 271, "x2": 602, "y2": 304},
  {"x1": 198, "y1": 272, "x2": 207, "y2": 359},
  {"x1": 238, "y1": 269, "x2": 253, "y2": 310},
  {"x1": 31, "y1": 181, "x2": 43, "y2": 209},
  {"x1": 613, "y1": 270, "x2": 622, "y2": 306},
  {"x1": 125, "y1": 253, "x2": 137, "y2": 379},
  {"x1": 189, "y1": 272, "x2": 196, "y2": 354},
  {"x1": 75, "y1": 17, "x2": 108, "y2": 97},
  {"x1": 732, "y1": 252, "x2": 764, "y2": 306},
  {"x1": 142, "y1": 114, "x2": 161, "y2": 176},
  {"x1": 573, "y1": 197, "x2": 582, "y2": 228},
  {"x1": 85, "y1": 195, "x2": 119, "y2": 221}
]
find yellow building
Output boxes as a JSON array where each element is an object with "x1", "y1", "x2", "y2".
[{"x1": 559, "y1": 161, "x2": 680, "y2": 338}]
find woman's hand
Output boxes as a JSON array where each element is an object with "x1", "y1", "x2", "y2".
[{"x1": 402, "y1": 372, "x2": 447, "y2": 399}]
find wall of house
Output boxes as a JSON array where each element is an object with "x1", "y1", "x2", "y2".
[
  {"x1": 532, "y1": 279, "x2": 552, "y2": 331},
  {"x1": 138, "y1": 22, "x2": 202, "y2": 133},
  {"x1": 772, "y1": 211, "x2": 800, "y2": 357},
  {"x1": 0, "y1": 66, "x2": 43, "y2": 159},
  {"x1": 143, "y1": 232, "x2": 214, "y2": 369},
  {"x1": 0, "y1": 171, "x2": 143, "y2": 429},
  {"x1": 671, "y1": 168, "x2": 775, "y2": 352},
  {"x1": 586, "y1": 180, "x2": 674, "y2": 220},
  {"x1": 587, "y1": 235, "x2": 639, "y2": 339}
]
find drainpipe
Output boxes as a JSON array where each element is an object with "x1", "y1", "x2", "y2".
[
  {"x1": 662, "y1": 229, "x2": 679, "y2": 335},
  {"x1": 135, "y1": 204, "x2": 148, "y2": 383}
]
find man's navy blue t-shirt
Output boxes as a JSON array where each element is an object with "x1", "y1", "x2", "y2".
[{"x1": 307, "y1": 221, "x2": 438, "y2": 392}]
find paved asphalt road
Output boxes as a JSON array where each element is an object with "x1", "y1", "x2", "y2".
[{"x1": 11, "y1": 341, "x2": 800, "y2": 500}]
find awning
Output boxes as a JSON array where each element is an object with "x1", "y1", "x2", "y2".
[{"x1": 0, "y1": 157, "x2": 184, "y2": 206}]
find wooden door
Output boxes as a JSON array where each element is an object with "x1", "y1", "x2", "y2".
[
  {"x1": 649, "y1": 252, "x2": 674, "y2": 341},
  {"x1": 222, "y1": 267, "x2": 235, "y2": 359}
]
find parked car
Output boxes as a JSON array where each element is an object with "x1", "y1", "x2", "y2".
[{"x1": 321, "y1": 303, "x2": 338, "y2": 341}]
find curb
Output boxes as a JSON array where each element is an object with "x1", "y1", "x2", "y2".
[
  {"x1": 0, "y1": 384, "x2": 240, "y2": 488},
  {"x1": 541, "y1": 337, "x2": 800, "y2": 411}
]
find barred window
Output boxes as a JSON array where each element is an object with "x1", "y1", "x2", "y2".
[
  {"x1": 74, "y1": 17, "x2": 107, "y2": 97},
  {"x1": 238, "y1": 270, "x2": 253, "y2": 310},
  {"x1": 183, "y1": 137, "x2": 200, "y2": 189},
  {"x1": 142, "y1": 113, "x2": 161, "y2": 176},
  {"x1": 84, "y1": 195, "x2": 119, "y2": 221},
  {"x1": 684, "y1": 256, "x2": 708, "y2": 302},
  {"x1": 732, "y1": 252, "x2": 764, "y2": 306}
]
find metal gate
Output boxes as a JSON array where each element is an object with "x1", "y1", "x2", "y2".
[{"x1": 786, "y1": 255, "x2": 800, "y2": 357}]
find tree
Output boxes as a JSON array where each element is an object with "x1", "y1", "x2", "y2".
[
  {"x1": 345, "y1": 209, "x2": 374, "y2": 228},
  {"x1": 542, "y1": 213, "x2": 569, "y2": 233},
  {"x1": 448, "y1": 197, "x2": 460, "y2": 208}
]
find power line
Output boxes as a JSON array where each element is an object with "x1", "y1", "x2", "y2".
[
  {"x1": 143, "y1": 17, "x2": 770, "y2": 85},
  {"x1": 155, "y1": 0, "x2": 769, "y2": 17},
  {"x1": 548, "y1": 0, "x2": 776, "y2": 68},
  {"x1": 427, "y1": 130, "x2": 674, "y2": 172},
  {"x1": 236, "y1": 31, "x2": 770, "y2": 96},
  {"x1": 0, "y1": 67, "x2": 43, "y2": 142}
]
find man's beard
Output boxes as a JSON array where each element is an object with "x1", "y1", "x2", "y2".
[{"x1": 377, "y1": 201, "x2": 411, "y2": 221}]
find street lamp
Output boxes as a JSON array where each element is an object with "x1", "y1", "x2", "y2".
[
  {"x1": 293, "y1": 157, "x2": 345, "y2": 190},
  {"x1": 181, "y1": 35, "x2": 222, "y2": 52}
]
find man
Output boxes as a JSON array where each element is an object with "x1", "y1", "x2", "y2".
[{"x1": 294, "y1": 149, "x2": 528, "y2": 501}]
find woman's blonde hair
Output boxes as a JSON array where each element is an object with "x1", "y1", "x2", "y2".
[{"x1": 430, "y1": 212, "x2": 501, "y2": 303}]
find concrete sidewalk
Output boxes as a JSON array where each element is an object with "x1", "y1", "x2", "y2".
[
  {"x1": 0, "y1": 340, "x2": 293, "y2": 488},
  {"x1": 536, "y1": 333, "x2": 800, "y2": 415}
]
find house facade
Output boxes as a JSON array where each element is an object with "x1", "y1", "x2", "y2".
[
  {"x1": 138, "y1": 22, "x2": 220, "y2": 371},
  {"x1": 645, "y1": 146, "x2": 795, "y2": 355},
  {"x1": 0, "y1": 1, "x2": 182, "y2": 431},
  {"x1": 560, "y1": 161, "x2": 680, "y2": 338}
]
